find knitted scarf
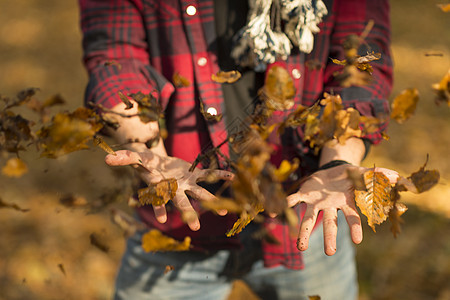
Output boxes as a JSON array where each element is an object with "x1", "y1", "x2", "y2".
[{"x1": 231, "y1": 0, "x2": 328, "y2": 71}]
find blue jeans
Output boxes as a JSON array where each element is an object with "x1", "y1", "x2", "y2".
[{"x1": 114, "y1": 212, "x2": 358, "y2": 300}]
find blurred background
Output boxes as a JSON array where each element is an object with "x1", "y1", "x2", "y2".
[{"x1": 0, "y1": 0, "x2": 449, "y2": 299}]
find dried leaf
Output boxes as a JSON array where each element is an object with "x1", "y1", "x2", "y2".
[
  {"x1": 432, "y1": 69, "x2": 450, "y2": 106},
  {"x1": 57, "y1": 263, "x2": 66, "y2": 276},
  {"x1": 89, "y1": 233, "x2": 110, "y2": 253},
  {"x1": 129, "y1": 91, "x2": 163, "y2": 123},
  {"x1": 93, "y1": 136, "x2": 116, "y2": 155},
  {"x1": 42, "y1": 94, "x2": 65, "y2": 108},
  {"x1": 354, "y1": 170, "x2": 393, "y2": 231},
  {"x1": 437, "y1": 3, "x2": 450, "y2": 12},
  {"x1": 2, "y1": 157, "x2": 28, "y2": 177},
  {"x1": 308, "y1": 296, "x2": 321, "y2": 300},
  {"x1": 138, "y1": 178, "x2": 178, "y2": 206},
  {"x1": 408, "y1": 158, "x2": 440, "y2": 193},
  {"x1": 259, "y1": 65, "x2": 295, "y2": 111},
  {"x1": 172, "y1": 71, "x2": 191, "y2": 87},
  {"x1": 164, "y1": 265, "x2": 175, "y2": 274},
  {"x1": 211, "y1": 70, "x2": 242, "y2": 84},
  {"x1": 117, "y1": 91, "x2": 134, "y2": 110},
  {"x1": 273, "y1": 159, "x2": 299, "y2": 182},
  {"x1": 141, "y1": 229, "x2": 191, "y2": 252},
  {"x1": 200, "y1": 197, "x2": 243, "y2": 213},
  {"x1": 0, "y1": 197, "x2": 30, "y2": 212},
  {"x1": 226, "y1": 208, "x2": 264, "y2": 237},
  {"x1": 390, "y1": 88, "x2": 419, "y2": 123},
  {"x1": 334, "y1": 108, "x2": 362, "y2": 144},
  {"x1": 104, "y1": 60, "x2": 122, "y2": 69},
  {"x1": 389, "y1": 202, "x2": 408, "y2": 238}
]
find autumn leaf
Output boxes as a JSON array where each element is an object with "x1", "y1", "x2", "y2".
[
  {"x1": 211, "y1": 70, "x2": 242, "y2": 84},
  {"x1": 258, "y1": 65, "x2": 295, "y2": 111},
  {"x1": 432, "y1": 69, "x2": 450, "y2": 106},
  {"x1": 308, "y1": 296, "x2": 321, "y2": 300},
  {"x1": 226, "y1": 208, "x2": 263, "y2": 237},
  {"x1": 390, "y1": 88, "x2": 419, "y2": 123},
  {"x1": 141, "y1": 229, "x2": 191, "y2": 252},
  {"x1": 2, "y1": 157, "x2": 28, "y2": 177},
  {"x1": 355, "y1": 170, "x2": 393, "y2": 232},
  {"x1": 437, "y1": 3, "x2": 450, "y2": 12},
  {"x1": 164, "y1": 265, "x2": 175, "y2": 274},
  {"x1": 138, "y1": 178, "x2": 178, "y2": 206},
  {"x1": 89, "y1": 233, "x2": 110, "y2": 253},
  {"x1": 407, "y1": 157, "x2": 440, "y2": 193},
  {"x1": 128, "y1": 91, "x2": 163, "y2": 123},
  {"x1": 93, "y1": 136, "x2": 116, "y2": 155},
  {"x1": 331, "y1": 52, "x2": 380, "y2": 75},
  {"x1": 172, "y1": 71, "x2": 191, "y2": 87},
  {"x1": 57, "y1": 263, "x2": 66, "y2": 276},
  {"x1": 199, "y1": 101, "x2": 223, "y2": 122},
  {"x1": 389, "y1": 202, "x2": 408, "y2": 238},
  {"x1": 0, "y1": 197, "x2": 30, "y2": 212},
  {"x1": 117, "y1": 91, "x2": 134, "y2": 110},
  {"x1": 334, "y1": 108, "x2": 362, "y2": 144},
  {"x1": 273, "y1": 159, "x2": 299, "y2": 182},
  {"x1": 104, "y1": 60, "x2": 122, "y2": 69},
  {"x1": 59, "y1": 194, "x2": 88, "y2": 207}
]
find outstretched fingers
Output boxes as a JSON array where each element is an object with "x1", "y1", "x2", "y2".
[
  {"x1": 153, "y1": 204, "x2": 168, "y2": 224},
  {"x1": 323, "y1": 209, "x2": 338, "y2": 256},
  {"x1": 297, "y1": 207, "x2": 318, "y2": 251},
  {"x1": 341, "y1": 205, "x2": 363, "y2": 245},
  {"x1": 173, "y1": 192, "x2": 200, "y2": 231}
]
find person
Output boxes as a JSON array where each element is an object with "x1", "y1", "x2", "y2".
[{"x1": 79, "y1": 0, "x2": 395, "y2": 299}]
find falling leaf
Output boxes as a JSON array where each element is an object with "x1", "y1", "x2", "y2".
[
  {"x1": 226, "y1": 208, "x2": 264, "y2": 237},
  {"x1": 407, "y1": 157, "x2": 440, "y2": 193},
  {"x1": 138, "y1": 178, "x2": 178, "y2": 206},
  {"x1": 117, "y1": 91, "x2": 134, "y2": 110},
  {"x1": 59, "y1": 194, "x2": 88, "y2": 207},
  {"x1": 308, "y1": 296, "x2": 321, "y2": 300},
  {"x1": 334, "y1": 108, "x2": 362, "y2": 144},
  {"x1": 164, "y1": 265, "x2": 175, "y2": 274},
  {"x1": 104, "y1": 60, "x2": 122, "y2": 69},
  {"x1": 258, "y1": 65, "x2": 295, "y2": 111},
  {"x1": 437, "y1": 3, "x2": 450, "y2": 12},
  {"x1": 211, "y1": 70, "x2": 242, "y2": 83},
  {"x1": 432, "y1": 69, "x2": 450, "y2": 106},
  {"x1": 389, "y1": 202, "x2": 408, "y2": 238},
  {"x1": 199, "y1": 101, "x2": 223, "y2": 122},
  {"x1": 172, "y1": 71, "x2": 191, "y2": 87},
  {"x1": 354, "y1": 170, "x2": 393, "y2": 231},
  {"x1": 141, "y1": 229, "x2": 191, "y2": 252},
  {"x1": 42, "y1": 94, "x2": 65, "y2": 108},
  {"x1": 390, "y1": 88, "x2": 419, "y2": 123},
  {"x1": 89, "y1": 233, "x2": 110, "y2": 253},
  {"x1": 200, "y1": 197, "x2": 243, "y2": 213},
  {"x1": 0, "y1": 197, "x2": 29, "y2": 212},
  {"x1": 424, "y1": 51, "x2": 444, "y2": 57},
  {"x1": 331, "y1": 52, "x2": 381, "y2": 74},
  {"x1": 2, "y1": 157, "x2": 28, "y2": 177},
  {"x1": 110, "y1": 208, "x2": 147, "y2": 237},
  {"x1": 57, "y1": 263, "x2": 66, "y2": 276},
  {"x1": 273, "y1": 159, "x2": 299, "y2": 182},
  {"x1": 129, "y1": 91, "x2": 163, "y2": 123},
  {"x1": 93, "y1": 136, "x2": 116, "y2": 155}
]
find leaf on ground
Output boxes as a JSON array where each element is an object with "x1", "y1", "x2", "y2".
[
  {"x1": 117, "y1": 91, "x2": 134, "y2": 110},
  {"x1": 0, "y1": 197, "x2": 30, "y2": 212},
  {"x1": 2, "y1": 157, "x2": 28, "y2": 177},
  {"x1": 141, "y1": 229, "x2": 191, "y2": 252},
  {"x1": 138, "y1": 178, "x2": 178, "y2": 206},
  {"x1": 259, "y1": 65, "x2": 295, "y2": 111},
  {"x1": 389, "y1": 202, "x2": 408, "y2": 238},
  {"x1": 390, "y1": 88, "x2": 419, "y2": 123},
  {"x1": 89, "y1": 233, "x2": 110, "y2": 253},
  {"x1": 432, "y1": 69, "x2": 450, "y2": 106},
  {"x1": 407, "y1": 157, "x2": 440, "y2": 193},
  {"x1": 172, "y1": 71, "x2": 191, "y2": 87},
  {"x1": 211, "y1": 70, "x2": 242, "y2": 84},
  {"x1": 354, "y1": 170, "x2": 393, "y2": 231},
  {"x1": 93, "y1": 136, "x2": 116, "y2": 155}
]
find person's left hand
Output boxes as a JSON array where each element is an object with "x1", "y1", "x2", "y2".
[{"x1": 287, "y1": 164, "x2": 399, "y2": 256}]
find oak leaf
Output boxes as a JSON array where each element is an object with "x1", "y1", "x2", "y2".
[
  {"x1": 2, "y1": 157, "x2": 28, "y2": 177},
  {"x1": 211, "y1": 70, "x2": 242, "y2": 84},
  {"x1": 138, "y1": 178, "x2": 178, "y2": 206},
  {"x1": 354, "y1": 170, "x2": 393, "y2": 232},
  {"x1": 390, "y1": 88, "x2": 419, "y2": 123},
  {"x1": 141, "y1": 229, "x2": 191, "y2": 252}
]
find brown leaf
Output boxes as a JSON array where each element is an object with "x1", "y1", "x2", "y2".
[
  {"x1": 0, "y1": 197, "x2": 30, "y2": 212},
  {"x1": 407, "y1": 158, "x2": 440, "y2": 193},
  {"x1": 138, "y1": 178, "x2": 178, "y2": 206},
  {"x1": 93, "y1": 136, "x2": 116, "y2": 155},
  {"x1": 432, "y1": 69, "x2": 450, "y2": 106},
  {"x1": 259, "y1": 65, "x2": 296, "y2": 111},
  {"x1": 2, "y1": 157, "x2": 28, "y2": 177},
  {"x1": 172, "y1": 71, "x2": 191, "y2": 87},
  {"x1": 117, "y1": 91, "x2": 134, "y2": 110},
  {"x1": 354, "y1": 170, "x2": 393, "y2": 231},
  {"x1": 141, "y1": 229, "x2": 191, "y2": 252},
  {"x1": 129, "y1": 91, "x2": 163, "y2": 123},
  {"x1": 437, "y1": 3, "x2": 450, "y2": 12},
  {"x1": 389, "y1": 202, "x2": 408, "y2": 238},
  {"x1": 104, "y1": 60, "x2": 122, "y2": 69},
  {"x1": 42, "y1": 94, "x2": 66, "y2": 108},
  {"x1": 390, "y1": 88, "x2": 419, "y2": 123},
  {"x1": 199, "y1": 101, "x2": 223, "y2": 122},
  {"x1": 226, "y1": 208, "x2": 263, "y2": 237},
  {"x1": 334, "y1": 108, "x2": 362, "y2": 144},
  {"x1": 164, "y1": 265, "x2": 175, "y2": 274},
  {"x1": 57, "y1": 263, "x2": 66, "y2": 276},
  {"x1": 211, "y1": 70, "x2": 242, "y2": 84}
]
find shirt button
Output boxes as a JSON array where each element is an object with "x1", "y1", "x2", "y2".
[
  {"x1": 291, "y1": 68, "x2": 301, "y2": 79},
  {"x1": 197, "y1": 57, "x2": 207, "y2": 66},
  {"x1": 206, "y1": 107, "x2": 218, "y2": 116},
  {"x1": 186, "y1": 5, "x2": 197, "y2": 16}
]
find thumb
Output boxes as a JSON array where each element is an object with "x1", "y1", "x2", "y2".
[{"x1": 105, "y1": 150, "x2": 142, "y2": 167}]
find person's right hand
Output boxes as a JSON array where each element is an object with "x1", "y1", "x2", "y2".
[{"x1": 105, "y1": 150, "x2": 234, "y2": 231}]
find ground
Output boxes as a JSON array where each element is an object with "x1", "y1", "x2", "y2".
[{"x1": 0, "y1": 1, "x2": 449, "y2": 299}]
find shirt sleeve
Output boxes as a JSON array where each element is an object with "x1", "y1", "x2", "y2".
[
  {"x1": 79, "y1": 0, "x2": 174, "y2": 109},
  {"x1": 324, "y1": 0, "x2": 393, "y2": 144}
]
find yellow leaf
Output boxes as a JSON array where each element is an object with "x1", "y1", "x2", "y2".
[
  {"x1": 390, "y1": 88, "x2": 419, "y2": 123},
  {"x1": 334, "y1": 108, "x2": 362, "y2": 144},
  {"x1": 93, "y1": 136, "x2": 116, "y2": 155},
  {"x1": 211, "y1": 70, "x2": 242, "y2": 83},
  {"x1": 138, "y1": 178, "x2": 178, "y2": 206},
  {"x1": 2, "y1": 158, "x2": 28, "y2": 177},
  {"x1": 141, "y1": 229, "x2": 191, "y2": 252},
  {"x1": 437, "y1": 3, "x2": 450, "y2": 12},
  {"x1": 432, "y1": 69, "x2": 450, "y2": 106},
  {"x1": 172, "y1": 71, "x2": 191, "y2": 87},
  {"x1": 273, "y1": 159, "x2": 299, "y2": 182},
  {"x1": 354, "y1": 170, "x2": 393, "y2": 232},
  {"x1": 259, "y1": 65, "x2": 296, "y2": 110}
]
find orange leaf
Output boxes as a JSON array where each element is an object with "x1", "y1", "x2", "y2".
[
  {"x1": 259, "y1": 65, "x2": 296, "y2": 110},
  {"x1": 390, "y1": 88, "x2": 419, "y2": 123},
  {"x1": 141, "y1": 229, "x2": 191, "y2": 252},
  {"x1": 437, "y1": 3, "x2": 450, "y2": 12},
  {"x1": 172, "y1": 71, "x2": 191, "y2": 87},
  {"x1": 138, "y1": 178, "x2": 178, "y2": 206},
  {"x1": 1, "y1": 158, "x2": 28, "y2": 177},
  {"x1": 211, "y1": 70, "x2": 242, "y2": 83}
]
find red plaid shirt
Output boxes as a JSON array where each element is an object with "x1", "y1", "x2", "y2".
[{"x1": 79, "y1": 0, "x2": 392, "y2": 269}]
